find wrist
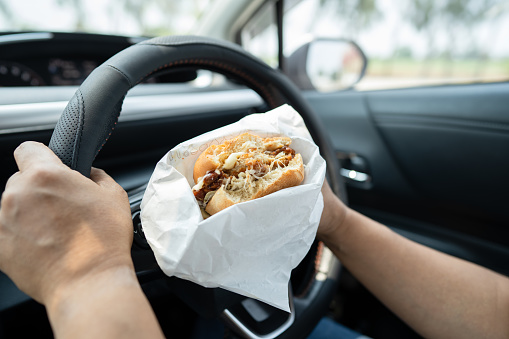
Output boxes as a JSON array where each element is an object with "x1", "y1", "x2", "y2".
[
  {"x1": 44, "y1": 261, "x2": 136, "y2": 312},
  {"x1": 317, "y1": 195, "x2": 350, "y2": 245},
  {"x1": 44, "y1": 264, "x2": 164, "y2": 339}
]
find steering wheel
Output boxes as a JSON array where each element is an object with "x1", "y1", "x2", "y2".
[{"x1": 48, "y1": 35, "x2": 346, "y2": 339}]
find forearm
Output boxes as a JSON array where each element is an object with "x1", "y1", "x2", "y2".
[
  {"x1": 321, "y1": 208, "x2": 509, "y2": 339},
  {"x1": 46, "y1": 265, "x2": 164, "y2": 339}
]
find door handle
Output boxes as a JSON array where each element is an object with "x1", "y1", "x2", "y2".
[{"x1": 336, "y1": 152, "x2": 372, "y2": 188}]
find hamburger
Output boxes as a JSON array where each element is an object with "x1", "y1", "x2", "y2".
[{"x1": 192, "y1": 133, "x2": 305, "y2": 216}]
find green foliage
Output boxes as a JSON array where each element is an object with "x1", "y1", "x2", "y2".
[
  {"x1": 315, "y1": 0, "x2": 383, "y2": 37},
  {"x1": 367, "y1": 57, "x2": 509, "y2": 79},
  {"x1": 406, "y1": 0, "x2": 502, "y2": 30}
]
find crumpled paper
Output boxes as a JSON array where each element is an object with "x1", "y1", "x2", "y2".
[{"x1": 140, "y1": 104, "x2": 326, "y2": 312}]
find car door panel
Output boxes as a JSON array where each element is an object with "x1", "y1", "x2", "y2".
[
  {"x1": 304, "y1": 91, "x2": 417, "y2": 197},
  {"x1": 304, "y1": 82, "x2": 509, "y2": 276},
  {"x1": 368, "y1": 83, "x2": 509, "y2": 217}
]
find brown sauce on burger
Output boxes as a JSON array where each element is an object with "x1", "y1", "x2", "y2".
[{"x1": 193, "y1": 170, "x2": 227, "y2": 201}]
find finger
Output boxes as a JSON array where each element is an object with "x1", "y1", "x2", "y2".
[
  {"x1": 4, "y1": 171, "x2": 21, "y2": 190},
  {"x1": 90, "y1": 168, "x2": 122, "y2": 190},
  {"x1": 13, "y1": 142, "x2": 63, "y2": 172}
]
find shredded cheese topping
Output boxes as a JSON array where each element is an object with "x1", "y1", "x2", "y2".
[
  {"x1": 223, "y1": 152, "x2": 245, "y2": 170},
  {"x1": 193, "y1": 134, "x2": 298, "y2": 210}
]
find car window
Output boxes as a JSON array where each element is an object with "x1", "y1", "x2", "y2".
[
  {"x1": 0, "y1": 0, "x2": 231, "y2": 89},
  {"x1": 0, "y1": 0, "x2": 218, "y2": 37},
  {"x1": 240, "y1": 2, "x2": 279, "y2": 68},
  {"x1": 240, "y1": 0, "x2": 509, "y2": 91}
]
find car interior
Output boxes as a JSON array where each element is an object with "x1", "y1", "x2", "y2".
[{"x1": 1, "y1": 0, "x2": 508, "y2": 338}]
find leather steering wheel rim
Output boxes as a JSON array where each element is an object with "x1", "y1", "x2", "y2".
[{"x1": 48, "y1": 35, "x2": 347, "y2": 338}]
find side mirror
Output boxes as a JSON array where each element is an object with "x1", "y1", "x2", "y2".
[{"x1": 285, "y1": 38, "x2": 367, "y2": 92}]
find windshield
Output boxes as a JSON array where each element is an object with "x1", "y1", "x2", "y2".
[{"x1": 0, "y1": 0, "x2": 218, "y2": 37}]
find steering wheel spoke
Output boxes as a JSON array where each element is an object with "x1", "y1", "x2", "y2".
[{"x1": 222, "y1": 286, "x2": 296, "y2": 339}]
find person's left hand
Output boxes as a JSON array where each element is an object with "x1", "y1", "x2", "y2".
[
  {"x1": 0, "y1": 141, "x2": 133, "y2": 304},
  {"x1": 317, "y1": 180, "x2": 349, "y2": 242}
]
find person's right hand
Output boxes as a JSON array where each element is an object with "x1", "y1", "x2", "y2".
[{"x1": 0, "y1": 141, "x2": 133, "y2": 304}]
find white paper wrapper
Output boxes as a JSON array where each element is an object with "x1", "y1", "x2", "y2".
[{"x1": 140, "y1": 104, "x2": 326, "y2": 312}]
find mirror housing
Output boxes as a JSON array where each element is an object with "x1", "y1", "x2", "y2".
[{"x1": 285, "y1": 38, "x2": 367, "y2": 92}]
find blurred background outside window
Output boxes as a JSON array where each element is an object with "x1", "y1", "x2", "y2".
[
  {"x1": 1, "y1": 0, "x2": 508, "y2": 91},
  {"x1": 241, "y1": 0, "x2": 509, "y2": 90},
  {"x1": 0, "y1": 0, "x2": 215, "y2": 37}
]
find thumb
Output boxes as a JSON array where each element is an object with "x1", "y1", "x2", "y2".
[{"x1": 14, "y1": 142, "x2": 64, "y2": 172}]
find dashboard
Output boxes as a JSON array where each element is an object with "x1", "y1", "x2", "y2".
[
  {"x1": 0, "y1": 57, "x2": 99, "y2": 86},
  {"x1": 0, "y1": 32, "x2": 196, "y2": 87}
]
